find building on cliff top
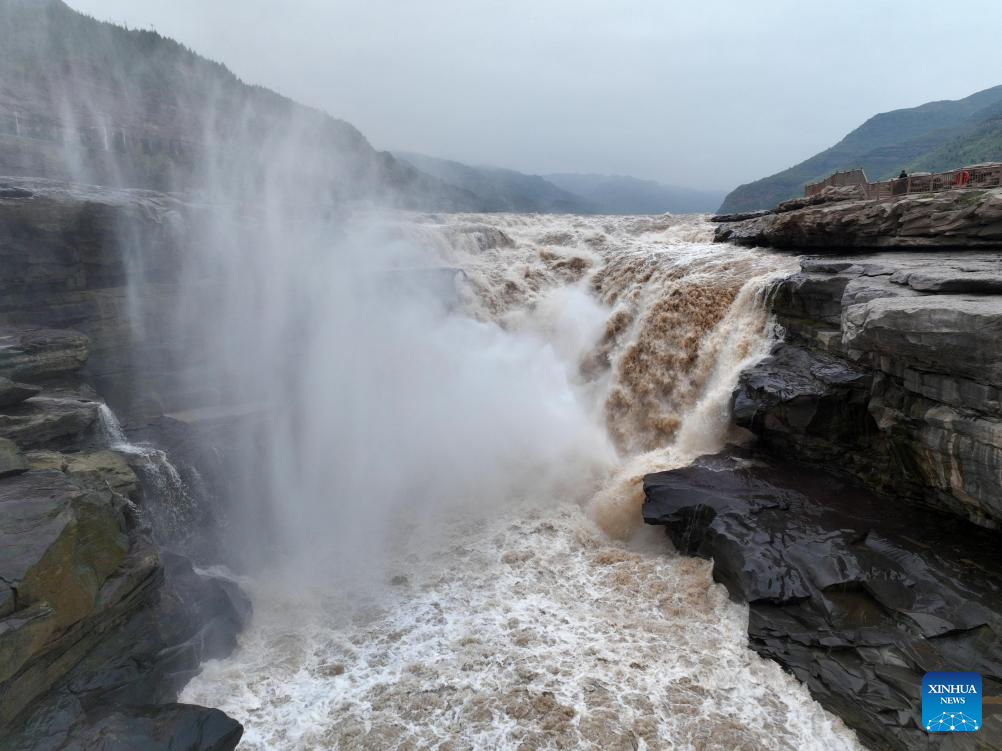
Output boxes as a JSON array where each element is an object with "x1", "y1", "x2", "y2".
[{"x1": 806, "y1": 162, "x2": 1002, "y2": 201}]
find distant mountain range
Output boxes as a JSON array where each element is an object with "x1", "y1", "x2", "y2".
[
  {"x1": 0, "y1": 0, "x2": 720, "y2": 215},
  {"x1": 396, "y1": 152, "x2": 591, "y2": 213},
  {"x1": 720, "y1": 85, "x2": 1002, "y2": 213},
  {"x1": 544, "y1": 173, "x2": 726, "y2": 214},
  {"x1": 397, "y1": 152, "x2": 723, "y2": 214}
]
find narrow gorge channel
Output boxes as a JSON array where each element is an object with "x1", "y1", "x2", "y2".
[{"x1": 166, "y1": 212, "x2": 859, "y2": 750}]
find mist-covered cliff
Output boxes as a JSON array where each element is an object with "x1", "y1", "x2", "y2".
[{"x1": 0, "y1": 0, "x2": 479, "y2": 209}]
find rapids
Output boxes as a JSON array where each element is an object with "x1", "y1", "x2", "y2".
[{"x1": 180, "y1": 212, "x2": 861, "y2": 750}]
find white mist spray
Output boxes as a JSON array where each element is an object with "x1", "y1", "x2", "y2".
[{"x1": 181, "y1": 212, "x2": 858, "y2": 751}]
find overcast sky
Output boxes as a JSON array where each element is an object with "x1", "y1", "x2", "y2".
[{"x1": 68, "y1": 0, "x2": 1002, "y2": 191}]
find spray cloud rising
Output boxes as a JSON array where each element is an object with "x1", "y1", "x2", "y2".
[{"x1": 2, "y1": 9, "x2": 860, "y2": 745}]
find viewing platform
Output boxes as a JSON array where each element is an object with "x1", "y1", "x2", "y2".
[{"x1": 806, "y1": 163, "x2": 1002, "y2": 201}]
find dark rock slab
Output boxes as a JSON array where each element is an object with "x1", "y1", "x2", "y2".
[
  {"x1": 644, "y1": 448, "x2": 1002, "y2": 751},
  {"x1": 715, "y1": 188, "x2": 1002, "y2": 250},
  {"x1": 7, "y1": 703, "x2": 242, "y2": 751},
  {"x1": 0, "y1": 396, "x2": 99, "y2": 450},
  {"x1": 0, "y1": 471, "x2": 130, "y2": 708},
  {"x1": 0, "y1": 376, "x2": 41, "y2": 407},
  {"x1": 746, "y1": 252, "x2": 1002, "y2": 528},
  {"x1": 0, "y1": 329, "x2": 90, "y2": 382},
  {"x1": 733, "y1": 343, "x2": 874, "y2": 447}
]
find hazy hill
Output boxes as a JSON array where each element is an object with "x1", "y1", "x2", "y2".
[
  {"x1": 396, "y1": 152, "x2": 594, "y2": 213},
  {"x1": 398, "y1": 153, "x2": 722, "y2": 215},
  {"x1": 720, "y1": 85, "x2": 1002, "y2": 212},
  {"x1": 0, "y1": 0, "x2": 478, "y2": 209},
  {"x1": 545, "y1": 173, "x2": 725, "y2": 214}
]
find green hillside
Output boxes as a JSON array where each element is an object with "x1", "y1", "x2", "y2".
[
  {"x1": 719, "y1": 85, "x2": 1002, "y2": 213},
  {"x1": 907, "y1": 101, "x2": 1002, "y2": 173}
]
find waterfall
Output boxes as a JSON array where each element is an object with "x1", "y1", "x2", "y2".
[
  {"x1": 179, "y1": 212, "x2": 857, "y2": 751},
  {"x1": 97, "y1": 403, "x2": 200, "y2": 545}
]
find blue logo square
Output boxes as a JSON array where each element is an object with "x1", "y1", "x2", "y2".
[{"x1": 923, "y1": 671, "x2": 982, "y2": 732}]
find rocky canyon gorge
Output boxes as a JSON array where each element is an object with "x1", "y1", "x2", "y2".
[{"x1": 2, "y1": 2, "x2": 1002, "y2": 750}]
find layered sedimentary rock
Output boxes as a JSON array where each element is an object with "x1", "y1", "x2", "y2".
[
  {"x1": 0, "y1": 179, "x2": 212, "y2": 426},
  {"x1": 715, "y1": 188, "x2": 1002, "y2": 250},
  {"x1": 0, "y1": 325, "x2": 247, "y2": 751},
  {"x1": 649, "y1": 228, "x2": 1002, "y2": 748},
  {"x1": 644, "y1": 449, "x2": 1002, "y2": 751},
  {"x1": 733, "y1": 252, "x2": 1002, "y2": 528}
]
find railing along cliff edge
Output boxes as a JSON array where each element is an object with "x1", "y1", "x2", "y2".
[{"x1": 805, "y1": 163, "x2": 1002, "y2": 202}]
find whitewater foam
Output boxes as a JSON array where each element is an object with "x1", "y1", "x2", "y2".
[
  {"x1": 180, "y1": 212, "x2": 859, "y2": 750},
  {"x1": 184, "y1": 501, "x2": 858, "y2": 751}
]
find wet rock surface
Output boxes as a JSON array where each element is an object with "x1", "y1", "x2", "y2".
[
  {"x1": 0, "y1": 436, "x2": 28, "y2": 477},
  {"x1": 735, "y1": 251, "x2": 1002, "y2": 528},
  {"x1": 39, "y1": 704, "x2": 243, "y2": 751},
  {"x1": 644, "y1": 448, "x2": 1002, "y2": 751},
  {"x1": 0, "y1": 395, "x2": 99, "y2": 450},
  {"x1": 715, "y1": 188, "x2": 1002, "y2": 250},
  {"x1": 0, "y1": 179, "x2": 209, "y2": 426},
  {"x1": 0, "y1": 324, "x2": 247, "y2": 751},
  {"x1": 0, "y1": 328, "x2": 91, "y2": 383},
  {"x1": 0, "y1": 376, "x2": 41, "y2": 407}
]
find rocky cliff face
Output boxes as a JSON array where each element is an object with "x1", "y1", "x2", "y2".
[
  {"x1": 0, "y1": 178, "x2": 240, "y2": 427},
  {"x1": 716, "y1": 188, "x2": 1002, "y2": 250},
  {"x1": 644, "y1": 449, "x2": 1002, "y2": 751},
  {"x1": 735, "y1": 252, "x2": 1002, "y2": 528},
  {"x1": 643, "y1": 205, "x2": 1002, "y2": 749},
  {"x1": 0, "y1": 325, "x2": 248, "y2": 750}
]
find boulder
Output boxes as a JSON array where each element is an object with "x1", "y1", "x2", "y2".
[
  {"x1": 5, "y1": 703, "x2": 243, "y2": 751},
  {"x1": 0, "y1": 468, "x2": 249, "y2": 745},
  {"x1": 65, "y1": 451, "x2": 140, "y2": 500},
  {"x1": 733, "y1": 343, "x2": 872, "y2": 444},
  {"x1": 0, "y1": 548, "x2": 250, "y2": 750}
]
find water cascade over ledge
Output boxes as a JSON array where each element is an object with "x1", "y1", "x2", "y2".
[{"x1": 170, "y1": 210, "x2": 861, "y2": 750}]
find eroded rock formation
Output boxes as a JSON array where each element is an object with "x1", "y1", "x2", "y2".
[
  {"x1": 715, "y1": 188, "x2": 1002, "y2": 250},
  {"x1": 644, "y1": 449, "x2": 1002, "y2": 751},
  {"x1": 647, "y1": 225, "x2": 1002, "y2": 748},
  {"x1": 736, "y1": 252, "x2": 1002, "y2": 527},
  {"x1": 0, "y1": 326, "x2": 247, "y2": 751},
  {"x1": 0, "y1": 179, "x2": 202, "y2": 426}
]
